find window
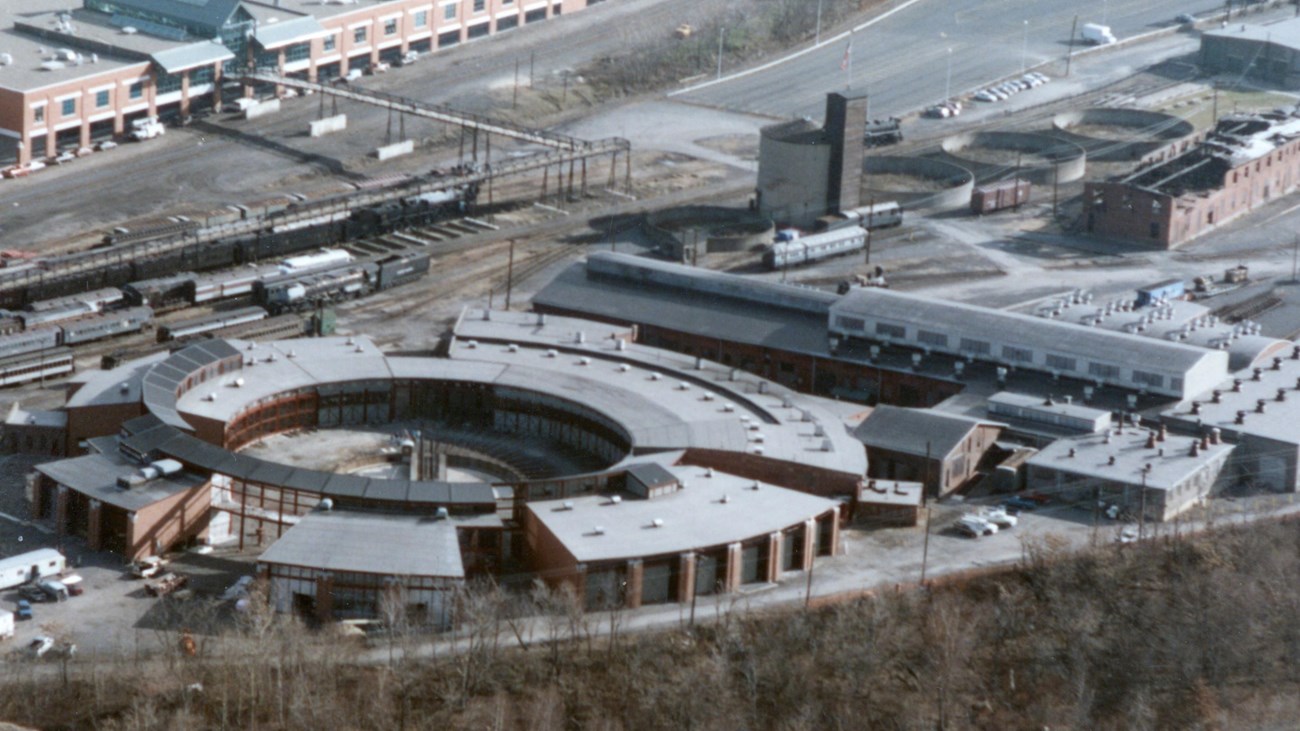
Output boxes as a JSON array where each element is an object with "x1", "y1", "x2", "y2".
[
  {"x1": 444, "y1": 4, "x2": 456, "y2": 20},
  {"x1": 1088, "y1": 362, "x2": 1120, "y2": 379},
  {"x1": 129, "y1": 82, "x2": 143, "y2": 99},
  {"x1": 1045, "y1": 354, "x2": 1076, "y2": 372},
  {"x1": 354, "y1": 26, "x2": 367, "y2": 43},
  {"x1": 875, "y1": 322, "x2": 905, "y2": 339},
  {"x1": 1132, "y1": 370, "x2": 1164, "y2": 388},
  {"x1": 95, "y1": 90, "x2": 110, "y2": 108},
  {"x1": 960, "y1": 338, "x2": 990, "y2": 355},
  {"x1": 33, "y1": 105, "x2": 45, "y2": 124},
  {"x1": 473, "y1": 0, "x2": 486, "y2": 11},
  {"x1": 384, "y1": 18, "x2": 398, "y2": 35},
  {"x1": 323, "y1": 34, "x2": 336, "y2": 51},
  {"x1": 1150, "y1": 222, "x2": 1160, "y2": 239},
  {"x1": 1002, "y1": 345, "x2": 1033, "y2": 363},
  {"x1": 414, "y1": 10, "x2": 428, "y2": 27},
  {"x1": 835, "y1": 316, "x2": 865, "y2": 332},
  {"x1": 917, "y1": 330, "x2": 948, "y2": 348},
  {"x1": 60, "y1": 98, "x2": 75, "y2": 116}
]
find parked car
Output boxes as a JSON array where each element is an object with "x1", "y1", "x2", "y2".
[
  {"x1": 60, "y1": 574, "x2": 84, "y2": 597},
  {"x1": 979, "y1": 507, "x2": 1018, "y2": 530},
  {"x1": 220, "y1": 575, "x2": 254, "y2": 602},
  {"x1": 131, "y1": 556, "x2": 167, "y2": 579},
  {"x1": 14, "y1": 600, "x2": 32, "y2": 621},
  {"x1": 145, "y1": 572, "x2": 188, "y2": 597},
  {"x1": 27, "y1": 636, "x2": 53, "y2": 658},
  {"x1": 1176, "y1": 13, "x2": 1196, "y2": 24},
  {"x1": 37, "y1": 580, "x2": 68, "y2": 602},
  {"x1": 1002, "y1": 497, "x2": 1039, "y2": 514},
  {"x1": 955, "y1": 515, "x2": 997, "y2": 538}
]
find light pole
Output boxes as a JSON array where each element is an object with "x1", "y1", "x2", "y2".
[
  {"x1": 1021, "y1": 20, "x2": 1029, "y2": 73},
  {"x1": 717, "y1": 26, "x2": 725, "y2": 80},
  {"x1": 816, "y1": 0, "x2": 824, "y2": 45},
  {"x1": 945, "y1": 47, "x2": 953, "y2": 101},
  {"x1": 1103, "y1": 0, "x2": 1109, "y2": 24}
]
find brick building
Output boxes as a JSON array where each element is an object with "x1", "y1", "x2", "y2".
[
  {"x1": 0, "y1": 0, "x2": 599, "y2": 166},
  {"x1": 1083, "y1": 110, "x2": 1300, "y2": 248}
]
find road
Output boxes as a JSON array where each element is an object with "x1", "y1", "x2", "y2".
[{"x1": 677, "y1": 0, "x2": 1271, "y2": 120}]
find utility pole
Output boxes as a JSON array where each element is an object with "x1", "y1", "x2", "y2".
[
  {"x1": 504, "y1": 239, "x2": 515, "y2": 310},
  {"x1": 920, "y1": 505, "x2": 933, "y2": 583},
  {"x1": 512, "y1": 58, "x2": 519, "y2": 109},
  {"x1": 1292, "y1": 233, "x2": 1299, "y2": 282},
  {"x1": 717, "y1": 27, "x2": 725, "y2": 80},
  {"x1": 1052, "y1": 160, "x2": 1060, "y2": 218},
  {"x1": 529, "y1": 51, "x2": 535, "y2": 87},
  {"x1": 816, "y1": 0, "x2": 824, "y2": 45},
  {"x1": 1065, "y1": 15, "x2": 1078, "y2": 76},
  {"x1": 804, "y1": 557, "x2": 815, "y2": 609},
  {"x1": 1138, "y1": 469, "x2": 1148, "y2": 540}
]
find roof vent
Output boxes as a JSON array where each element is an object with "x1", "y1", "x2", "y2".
[
  {"x1": 233, "y1": 378, "x2": 245, "y2": 388},
  {"x1": 591, "y1": 525, "x2": 605, "y2": 536},
  {"x1": 248, "y1": 343, "x2": 256, "y2": 351},
  {"x1": 507, "y1": 343, "x2": 518, "y2": 353},
  {"x1": 651, "y1": 518, "x2": 664, "y2": 528},
  {"x1": 701, "y1": 393, "x2": 715, "y2": 401},
  {"x1": 561, "y1": 500, "x2": 574, "y2": 510},
  {"x1": 346, "y1": 337, "x2": 354, "y2": 346},
  {"x1": 435, "y1": 506, "x2": 449, "y2": 520},
  {"x1": 650, "y1": 372, "x2": 661, "y2": 381},
  {"x1": 705, "y1": 467, "x2": 714, "y2": 478},
  {"x1": 722, "y1": 403, "x2": 735, "y2": 412},
  {"x1": 821, "y1": 438, "x2": 833, "y2": 452},
  {"x1": 578, "y1": 357, "x2": 591, "y2": 366},
  {"x1": 545, "y1": 349, "x2": 557, "y2": 358},
  {"x1": 205, "y1": 392, "x2": 218, "y2": 402},
  {"x1": 287, "y1": 350, "x2": 296, "y2": 359},
  {"x1": 751, "y1": 446, "x2": 765, "y2": 455},
  {"x1": 720, "y1": 494, "x2": 730, "y2": 504},
  {"x1": 678, "y1": 381, "x2": 690, "y2": 391},
  {"x1": 616, "y1": 340, "x2": 627, "y2": 352},
  {"x1": 354, "y1": 346, "x2": 363, "y2": 354},
  {"x1": 618, "y1": 363, "x2": 630, "y2": 372},
  {"x1": 119, "y1": 382, "x2": 130, "y2": 394},
  {"x1": 609, "y1": 495, "x2": 622, "y2": 505},
  {"x1": 121, "y1": 26, "x2": 138, "y2": 35},
  {"x1": 750, "y1": 480, "x2": 760, "y2": 490},
  {"x1": 319, "y1": 498, "x2": 333, "y2": 511}
]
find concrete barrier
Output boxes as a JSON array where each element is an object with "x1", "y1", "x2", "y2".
[
  {"x1": 373, "y1": 140, "x2": 415, "y2": 161},
  {"x1": 243, "y1": 98, "x2": 281, "y2": 120},
  {"x1": 309, "y1": 114, "x2": 348, "y2": 138},
  {"x1": 941, "y1": 131, "x2": 1086, "y2": 185}
]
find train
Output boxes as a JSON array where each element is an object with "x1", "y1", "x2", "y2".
[
  {"x1": 253, "y1": 252, "x2": 430, "y2": 314},
  {"x1": 815, "y1": 201, "x2": 904, "y2": 233},
  {"x1": 764, "y1": 226, "x2": 870, "y2": 270},
  {"x1": 157, "y1": 306, "x2": 270, "y2": 343},
  {"x1": 0, "y1": 348, "x2": 75, "y2": 388},
  {"x1": 0, "y1": 183, "x2": 476, "y2": 309},
  {"x1": 0, "y1": 306, "x2": 153, "y2": 360}
]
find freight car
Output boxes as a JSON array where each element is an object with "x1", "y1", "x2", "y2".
[
  {"x1": 0, "y1": 348, "x2": 74, "y2": 387},
  {"x1": 191, "y1": 266, "x2": 281, "y2": 305},
  {"x1": 123, "y1": 273, "x2": 198, "y2": 308},
  {"x1": 278, "y1": 248, "x2": 354, "y2": 276},
  {"x1": 764, "y1": 226, "x2": 869, "y2": 270},
  {"x1": 817, "y1": 201, "x2": 904, "y2": 232},
  {"x1": 375, "y1": 252, "x2": 431, "y2": 291},
  {"x1": 158, "y1": 306, "x2": 268, "y2": 342},
  {"x1": 27, "y1": 287, "x2": 124, "y2": 314}
]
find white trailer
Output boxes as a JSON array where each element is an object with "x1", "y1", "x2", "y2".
[
  {"x1": 0, "y1": 609, "x2": 13, "y2": 640},
  {"x1": 0, "y1": 548, "x2": 66, "y2": 590},
  {"x1": 1081, "y1": 23, "x2": 1116, "y2": 45}
]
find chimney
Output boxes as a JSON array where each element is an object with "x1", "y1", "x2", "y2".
[
  {"x1": 1211, "y1": 427, "x2": 1221, "y2": 445},
  {"x1": 1191, "y1": 401, "x2": 1201, "y2": 415},
  {"x1": 1107, "y1": 455, "x2": 1116, "y2": 466},
  {"x1": 1212, "y1": 389, "x2": 1222, "y2": 403},
  {"x1": 1190, "y1": 441, "x2": 1200, "y2": 457},
  {"x1": 1158, "y1": 424, "x2": 1168, "y2": 442},
  {"x1": 1252, "y1": 368, "x2": 1263, "y2": 382},
  {"x1": 823, "y1": 92, "x2": 868, "y2": 215},
  {"x1": 1068, "y1": 447, "x2": 1076, "y2": 458},
  {"x1": 1232, "y1": 379, "x2": 1243, "y2": 392},
  {"x1": 1292, "y1": 345, "x2": 1300, "y2": 360},
  {"x1": 1145, "y1": 432, "x2": 1157, "y2": 449},
  {"x1": 1200, "y1": 434, "x2": 1210, "y2": 450},
  {"x1": 1279, "y1": 388, "x2": 1288, "y2": 402},
  {"x1": 1256, "y1": 399, "x2": 1267, "y2": 414},
  {"x1": 1274, "y1": 357, "x2": 1284, "y2": 371},
  {"x1": 1236, "y1": 410, "x2": 1247, "y2": 425}
]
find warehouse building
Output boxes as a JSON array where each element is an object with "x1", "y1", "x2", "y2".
[
  {"x1": 853, "y1": 405, "x2": 1004, "y2": 497},
  {"x1": 1082, "y1": 109, "x2": 1300, "y2": 248},
  {"x1": 1200, "y1": 17, "x2": 1300, "y2": 89},
  {"x1": 0, "y1": 0, "x2": 598, "y2": 166},
  {"x1": 24, "y1": 308, "x2": 866, "y2": 619},
  {"x1": 1026, "y1": 423, "x2": 1235, "y2": 522}
]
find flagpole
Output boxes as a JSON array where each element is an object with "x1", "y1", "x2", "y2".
[{"x1": 847, "y1": 31, "x2": 853, "y2": 90}]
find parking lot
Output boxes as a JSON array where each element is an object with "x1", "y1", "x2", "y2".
[{"x1": 0, "y1": 455, "x2": 261, "y2": 658}]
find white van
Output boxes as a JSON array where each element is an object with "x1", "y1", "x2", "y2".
[{"x1": 1081, "y1": 23, "x2": 1117, "y2": 45}]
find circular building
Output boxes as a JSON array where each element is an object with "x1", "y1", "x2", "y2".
[
  {"x1": 1051, "y1": 108, "x2": 1196, "y2": 163},
  {"x1": 33, "y1": 310, "x2": 866, "y2": 622},
  {"x1": 863, "y1": 155, "x2": 975, "y2": 211},
  {"x1": 941, "y1": 131, "x2": 1087, "y2": 184}
]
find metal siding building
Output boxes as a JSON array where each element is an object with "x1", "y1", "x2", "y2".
[{"x1": 1201, "y1": 19, "x2": 1300, "y2": 89}]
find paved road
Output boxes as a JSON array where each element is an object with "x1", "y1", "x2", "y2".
[{"x1": 678, "y1": 0, "x2": 1270, "y2": 120}]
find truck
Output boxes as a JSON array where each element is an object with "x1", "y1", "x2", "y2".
[
  {"x1": 145, "y1": 572, "x2": 188, "y2": 597},
  {"x1": 129, "y1": 116, "x2": 165, "y2": 141},
  {"x1": 0, "y1": 549, "x2": 66, "y2": 591},
  {"x1": 1081, "y1": 23, "x2": 1117, "y2": 45},
  {"x1": 971, "y1": 179, "x2": 1031, "y2": 214}
]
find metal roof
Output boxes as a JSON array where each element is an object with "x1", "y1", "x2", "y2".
[
  {"x1": 102, "y1": 0, "x2": 245, "y2": 36},
  {"x1": 527, "y1": 466, "x2": 838, "y2": 564},
  {"x1": 251, "y1": 15, "x2": 327, "y2": 50},
  {"x1": 1204, "y1": 16, "x2": 1300, "y2": 50},
  {"x1": 36, "y1": 452, "x2": 208, "y2": 511},
  {"x1": 1026, "y1": 427, "x2": 1234, "y2": 492},
  {"x1": 853, "y1": 405, "x2": 1000, "y2": 460},
  {"x1": 258, "y1": 510, "x2": 499, "y2": 579},
  {"x1": 151, "y1": 40, "x2": 234, "y2": 74}
]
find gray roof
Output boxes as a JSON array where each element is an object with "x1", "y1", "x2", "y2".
[
  {"x1": 533, "y1": 262, "x2": 833, "y2": 356},
  {"x1": 834, "y1": 288, "x2": 1221, "y2": 374},
  {"x1": 1204, "y1": 16, "x2": 1300, "y2": 50},
  {"x1": 140, "y1": 340, "x2": 241, "y2": 431},
  {"x1": 858, "y1": 479, "x2": 923, "y2": 507},
  {"x1": 1027, "y1": 428, "x2": 1234, "y2": 492},
  {"x1": 527, "y1": 466, "x2": 838, "y2": 564},
  {"x1": 36, "y1": 452, "x2": 208, "y2": 512},
  {"x1": 151, "y1": 40, "x2": 234, "y2": 74},
  {"x1": 258, "y1": 510, "x2": 500, "y2": 578},
  {"x1": 251, "y1": 15, "x2": 327, "y2": 50},
  {"x1": 853, "y1": 405, "x2": 1000, "y2": 459}
]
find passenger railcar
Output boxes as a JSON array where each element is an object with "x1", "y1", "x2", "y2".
[
  {"x1": 158, "y1": 306, "x2": 269, "y2": 342},
  {"x1": 61, "y1": 306, "x2": 153, "y2": 345},
  {"x1": 0, "y1": 347, "x2": 75, "y2": 387},
  {"x1": 764, "y1": 226, "x2": 870, "y2": 270}
]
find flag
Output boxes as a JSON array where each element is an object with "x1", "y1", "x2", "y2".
[{"x1": 841, "y1": 38, "x2": 853, "y2": 71}]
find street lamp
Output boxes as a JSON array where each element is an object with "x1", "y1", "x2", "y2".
[
  {"x1": 1021, "y1": 20, "x2": 1029, "y2": 73},
  {"x1": 945, "y1": 47, "x2": 953, "y2": 101},
  {"x1": 816, "y1": 0, "x2": 824, "y2": 45}
]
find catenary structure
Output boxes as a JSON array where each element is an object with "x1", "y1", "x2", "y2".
[
  {"x1": 0, "y1": 0, "x2": 602, "y2": 165},
  {"x1": 25, "y1": 309, "x2": 866, "y2": 623}
]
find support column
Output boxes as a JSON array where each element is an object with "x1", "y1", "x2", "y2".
[
  {"x1": 826, "y1": 506, "x2": 842, "y2": 556},
  {"x1": 724, "y1": 542, "x2": 742, "y2": 592},
  {"x1": 44, "y1": 131, "x2": 57, "y2": 160},
  {"x1": 16, "y1": 136, "x2": 29, "y2": 166},
  {"x1": 676, "y1": 552, "x2": 696, "y2": 605},
  {"x1": 315, "y1": 574, "x2": 334, "y2": 622},
  {"x1": 766, "y1": 532, "x2": 782, "y2": 582},
  {"x1": 212, "y1": 63, "x2": 224, "y2": 111},
  {"x1": 180, "y1": 70, "x2": 191, "y2": 116},
  {"x1": 624, "y1": 559, "x2": 643, "y2": 609},
  {"x1": 54, "y1": 485, "x2": 69, "y2": 537},
  {"x1": 78, "y1": 117, "x2": 91, "y2": 151},
  {"x1": 801, "y1": 519, "x2": 816, "y2": 571},
  {"x1": 147, "y1": 77, "x2": 158, "y2": 118},
  {"x1": 86, "y1": 499, "x2": 102, "y2": 550},
  {"x1": 126, "y1": 511, "x2": 139, "y2": 560}
]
